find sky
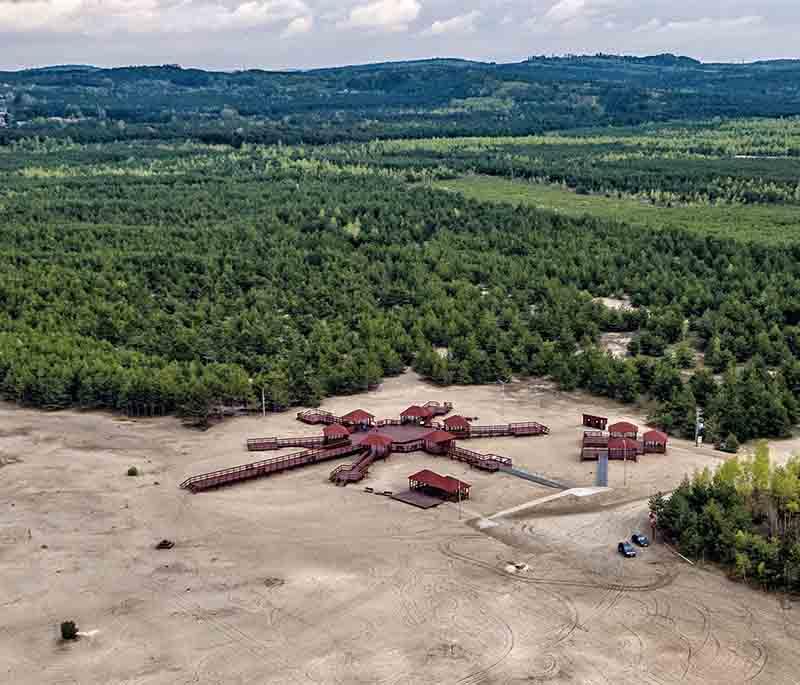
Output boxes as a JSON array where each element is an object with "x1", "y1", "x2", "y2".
[{"x1": 0, "y1": 0, "x2": 798, "y2": 71}]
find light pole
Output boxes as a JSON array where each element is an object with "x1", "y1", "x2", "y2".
[
  {"x1": 249, "y1": 377, "x2": 266, "y2": 418},
  {"x1": 497, "y1": 379, "x2": 506, "y2": 418}
]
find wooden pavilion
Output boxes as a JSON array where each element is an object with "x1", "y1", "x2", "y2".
[{"x1": 408, "y1": 470, "x2": 471, "y2": 501}]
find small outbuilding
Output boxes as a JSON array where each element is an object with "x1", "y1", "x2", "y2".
[
  {"x1": 408, "y1": 470, "x2": 470, "y2": 501},
  {"x1": 401, "y1": 405, "x2": 433, "y2": 425},
  {"x1": 360, "y1": 432, "x2": 394, "y2": 457},
  {"x1": 423, "y1": 430, "x2": 457, "y2": 455},
  {"x1": 643, "y1": 430, "x2": 668, "y2": 454},
  {"x1": 443, "y1": 415, "x2": 471, "y2": 433},
  {"x1": 583, "y1": 414, "x2": 608, "y2": 430},
  {"x1": 609, "y1": 421, "x2": 639, "y2": 439},
  {"x1": 323, "y1": 424, "x2": 350, "y2": 444},
  {"x1": 608, "y1": 437, "x2": 639, "y2": 461},
  {"x1": 341, "y1": 409, "x2": 375, "y2": 430}
]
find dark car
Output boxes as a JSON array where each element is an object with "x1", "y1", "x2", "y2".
[
  {"x1": 631, "y1": 533, "x2": 650, "y2": 547},
  {"x1": 618, "y1": 541, "x2": 637, "y2": 558}
]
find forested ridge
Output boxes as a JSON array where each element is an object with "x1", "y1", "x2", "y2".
[
  {"x1": 4, "y1": 54, "x2": 800, "y2": 145},
  {"x1": 2, "y1": 141, "x2": 800, "y2": 443}
]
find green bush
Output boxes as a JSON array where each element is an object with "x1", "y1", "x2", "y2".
[{"x1": 60, "y1": 621, "x2": 78, "y2": 640}]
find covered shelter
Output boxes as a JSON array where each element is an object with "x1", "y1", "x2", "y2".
[
  {"x1": 423, "y1": 430, "x2": 457, "y2": 455},
  {"x1": 583, "y1": 414, "x2": 608, "y2": 430},
  {"x1": 609, "y1": 421, "x2": 639, "y2": 439},
  {"x1": 341, "y1": 409, "x2": 375, "y2": 431},
  {"x1": 608, "y1": 437, "x2": 639, "y2": 461},
  {"x1": 323, "y1": 423, "x2": 350, "y2": 444},
  {"x1": 360, "y1": 432, "x2": 394, "y2": 458},
  {"x1": 408, "y1": 470, "x2": 470, "y2": 501},
  {"x1": 443, "y1": 415, "x2": 471, "y2": 433},
  {"x1": 643, "y1": 430, "x2": 668, "y2": 454},
  {"x1": 400, "y1": 405, "x2": 433, "y2": 425}
]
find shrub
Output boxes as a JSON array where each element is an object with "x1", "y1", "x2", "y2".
[
  {"x1": 127, "y1": 466, "x2": 139, "y2": 477},
  {"x1": 720, "y1": 433, "x2": 740, "y2": 454},
  {"x1": 60, "y1": 621, "x2": 78, "y2": 640}
]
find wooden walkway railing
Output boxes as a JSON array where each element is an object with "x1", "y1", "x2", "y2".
[
  {"x1": 180, "y1": 443, "x2": 365, "y2": 493},
  {"x1": 246, "y1": 435, "x2": 328, "y2": 451},
  {"x1": 330, "y1": 450, "x2": 376, "y2": 485},
  {"x1": 448, "y1": 421, "x2": 549, "y2": 439},
  {"x1": 448, "y1": 445, "x2": 512, "y2": 472},
  {"x1": 296, "y1": 409, "x2": 342, "y2": 425}
]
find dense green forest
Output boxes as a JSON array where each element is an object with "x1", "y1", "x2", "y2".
[
  {"x1": 651, "y1": 444, "x2": 800, "y2": 591},
  {"x1": 4, "y1": 55, "x2": 800, "y2": 145},
  {"x1": 2, "y1": 136, "x2": 800, "y2": 441}
]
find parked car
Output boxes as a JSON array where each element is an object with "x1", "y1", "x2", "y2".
[
  {"x1": 618, "y1": 541, "x2": 637, "y2": 558},
  {"x1": 631, "y1": 533, "x2": 650, "y2": 547}
]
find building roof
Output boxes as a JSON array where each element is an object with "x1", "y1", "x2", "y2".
[
  {"x1": 361, "y1": 433, "x2": 394, "y2": 447},
  {"x1": 643, "y1": 430, "x2": 668, "y2": 444},
  {"x1": 341, "y1": 409, "x2": 374, "y2": 422},
  {"x1": 609, "y1": 421, "x2": 639, "y2": 434},
  {"x1": 323, "y1": 423, "x2": 350, "y2": 438},
  {"x1": 608, "y1": 437, "x2": 639, "y2": 451},
  {"x1": 408, "y1": 469, "x2": 470, "y2": 495},
  {"x1": 401, "y1": 405, "x2": 433, "y2": 418},
  {"x1": 443, "y1": 415, "x2": 471, "y2": 429},
  {"x1": 423, "y1": 430, "x2": 457, "y2": 444}
]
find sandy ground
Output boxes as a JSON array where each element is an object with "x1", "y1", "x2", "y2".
[{"x1": 3, "y1": 371, "x2": 800, "y2": 684}]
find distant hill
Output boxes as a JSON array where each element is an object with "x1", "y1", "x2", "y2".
[{"x1": 2, "y1": 54, "x2": 800, "y2": 145}]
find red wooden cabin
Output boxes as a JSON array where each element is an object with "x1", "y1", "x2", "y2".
[
  {"x1": 583, "y1": 414, "x2": 608, "y2": 430},
  {"x1": 608, "y1": 437, "x2": 639, "y2": 461},
  {"x1": 400, "y1": 405, "x2": 433, "y2": 425},
  {"x1": 423, "y1": 430, "x2": 457, "y2": 455},
  {"x1": 408, "y1": 470, "x2": 471, "y2": 501},
  {"x1": 360, "y1": 433, "x2": 394, "y2": 458},
  {"x1": 341, "y1": 409, "x2": 375, "y2": 431},
  {"x1": 643, "y1": 430, "x2": 668, "y2": 454},
  {"x1": 608, "y1": 421, "x2": 639, "y2": 439},
  {"x1": 443, "y1": 415, "x2": 471, "y2": 434},
  {"x1": 323, "y1": 423, "x2": 351, "y2": 445}
]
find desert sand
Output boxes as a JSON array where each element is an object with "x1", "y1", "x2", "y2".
[{"x1": 3, "y1": 371, "x2": 800, "y2": 684}]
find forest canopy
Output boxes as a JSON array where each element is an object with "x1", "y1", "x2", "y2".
[{"x1": 1, "y1": 132, "x2": 800, "y2": 439}]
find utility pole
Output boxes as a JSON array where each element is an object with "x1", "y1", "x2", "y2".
[
  {"x1": 497, "y1": 379, "x2": 506, "y2": 418},
  {"x1": 261, "y1": 385, "x2": 266, "y2": 418}
]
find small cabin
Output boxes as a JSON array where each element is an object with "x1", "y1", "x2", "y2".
[
  {"x1": 423, "y1": 430, "x2": 456, "y2": 455},
  {"x1": 400, "y1": 405, "x2": 433, "y2": 425},
  {"x1": 643, "y1": 430, "x2": 668, "y2": 454},
  {"x1": 608, "y1": 437, "x2": 639, "y2": 461},
  {"x1": 409, "y1": 469, "x2": 470, "y2": 501},
  {"x1": 583, "y1": 414, "x2": 608, "y2": 430},
  {"x1": 323, "y1": 423, "x2": 350, "y2": 444},
  {"x1": 360, "y1": 433, "x2": 394, "y2": 458},
  {"x1": 608, "y1": 421, "x2": 638, "y2": 439},
  {"x1": 443, "y1": 415, "x2": 471, "y2": 433},
  {"x1": 340, "y1": 409, "x2": 375, "y2": 431}
]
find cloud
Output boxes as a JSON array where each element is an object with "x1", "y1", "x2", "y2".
[
  {"x1": 282, "y1": 13, "x2": 313, "y2": 36},
  {"x1": 421, "y1": 10, "x2": 480, "y2": 37},
  {"x1": 0, "y1": 0, "x2": 312, "y2": 34},
  {"x1": 543, "y1": 0, "x2": 627, "y2": 25},
  {"x1": 338, "y1": 0, "x2": 420, "y2": 32}
]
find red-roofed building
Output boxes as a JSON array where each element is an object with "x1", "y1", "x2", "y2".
[
  {"x1": 609, "y1": 421, "x2": 639, "y2": 439},
  {"x1": 408, "y1": 470, "x2": 471, "y2": 500},
  {"x1": 323, "y1": 424, "x2": 350, "y2": 444},
  {"x1": 423, "y1": 430, "x2": 457, "y2": 454},
  {"x1": 443, "y1": 415, "x2": 471, "y2": 433},
  {"x1": 341, "y1": 409, "x2": 375, "y2": 430},
  {"x1": 361, "y1": 432, "x2": 394, "y2": 457},
  {"x1": 608, "y1": 437, "x2": 639, "y2": 461},
  {"x1": 643, "y1": 430, "x2": 668, "y2": 454},
  {"x1": 401, "y1": 405, "x2": 434, "y2": 425}
]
